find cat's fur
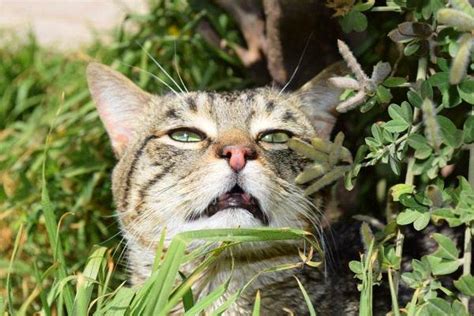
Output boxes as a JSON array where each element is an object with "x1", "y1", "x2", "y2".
[{"x1": 86, "y1": 62, "x2": 371, "y2": 315}]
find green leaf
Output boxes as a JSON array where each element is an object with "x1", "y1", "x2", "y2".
[
  {"x1": 407, "y1": 90, "x2": 423, "y2": 108},
  {"x1": 360, "y1": 96, "x2": 377, "y2": 113},
  {"x1": 406, "y1": 134, "x2": 428, "y2": 150},
  {"x1": 397, "y1": 209, "x2": 421, "y2": 225},
  {"x1": 454, "y1": 274, "x2": 474, "y2": 296},
  {"x1": 401, "y1": 272, "x2": 420, "y2": 288},
  {"x1": 371, "y1": 124, "x2": 384, "y2": 144},
  {"x1": 426, "y1": 255, "x2": 461, "y2": 275},
  {"x1": 424, "y1": 298, "x2": 452, "y2": 316},
  {"x1": 463, "y1": 116, "x2": 474, "y2": 144},
  {"x1": 432, "y1": 233, "x2": 460, "y2": 260},
  {"x1": 384, "y1": 120, "x2": 409, "y2": 133},
  {"x1": 391, "y1": 184, "x2": 415, "y2": 201},
  {"x1": 376, "y1": 85, "x2": 392, "y2": 103},
  {"x1": 458, "y1": 79, "x2": 474, "y2": 104},
  {"x1": 404, "y1": 41, "x2": 420, "y2": 56},
  {"x1": 340, "y1": 11, "x2": 368, "y2": 33},
  {"x1": 451, "y1": 300, "x2": 469, "y2": 316},
  {"x1": 383, "y1": 77, "x2": 407, "y2": 87},
  {"x1": 441, "y1": 84, "x2": 462, "y2": 108},
  {"x1": 413, "y1": 258, "x2": 431, "y2": 276},
  {"x1": 407, "y1": 134, "x2": 432, "y2": 159},
  {"x1": 381, "y1": 246, "x2": 401, "y2": 269},
  {"x1": 349, "y1": 260, "x2": 363, "y2": 274},
  {"x1": 429, "y1": 72, "x2": 449, "y2": 87},
  {"x1": 389, "y1": 155, "x2": 401, "y2": 175},
  {"x1": 388, "y1": 103, "x2": 412, "y2": 125},
  {"x1": 421, "y1": 80, "x2": 433, "y2": 99},
  {"x1": 413, "y1": 212, "x2": 430, "y2": 231},
  {"x1": 438, "y1": 115, "x2": 464, "y2": 148},
  {"x1": 400, "y1": 194, "x2": 429, "y2": 211},
  {"x1": 431, "y1": 208, "x2": 463, "y2": 227}
]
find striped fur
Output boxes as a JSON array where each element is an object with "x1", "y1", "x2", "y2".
[{"x1": 86, "y1": 63, "x2": 356, "y2": 315}]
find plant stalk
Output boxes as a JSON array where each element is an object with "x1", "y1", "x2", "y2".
[
  {"x1": 462, "y1": 112, "x2": 474, "y2": 309},
  {"x1": 392, "y1": 57, "x2": 427, "y2": 304},
  {"x1": 387, "y1": 267, "x2": 401, "y2": 316}
]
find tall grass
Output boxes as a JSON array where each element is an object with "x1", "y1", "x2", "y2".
[{"x1": 0, "y1": 1, "x2": 253, "y2": 313}]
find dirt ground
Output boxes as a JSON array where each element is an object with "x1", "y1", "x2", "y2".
[{"x1": 0, "y1": 0, "x2": 147, "y2": 50}]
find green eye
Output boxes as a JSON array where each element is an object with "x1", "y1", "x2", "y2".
[
  {"x1": 259, "y1": 131, "x2": 291, "y2": 143},
  {"x1": 169, "y1": 129, "x2": 204, "y2": 142}
]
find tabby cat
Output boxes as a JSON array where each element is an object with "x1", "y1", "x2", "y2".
[{"x1": 86, "y1": 62, "x2": 375, "y2": 315}]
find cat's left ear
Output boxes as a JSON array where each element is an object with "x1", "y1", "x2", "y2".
[
  {"x1": 86, "y1": 63, "x2": 152, "y2": 156},
  {"x1": 297, "y1": 62, "x2": 347, "y2": 139}
]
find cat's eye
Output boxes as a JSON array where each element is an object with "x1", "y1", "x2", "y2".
[
  {"x1": 259, "y1": 131, "x2": 292, "y2": 144},
  {"x1": 169, "y1": 129, "x2": 205, "y2": 142}
]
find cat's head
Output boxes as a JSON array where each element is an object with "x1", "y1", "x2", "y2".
[{"x1": 87, "y1": 63, "x2": 344, "y2": 248}]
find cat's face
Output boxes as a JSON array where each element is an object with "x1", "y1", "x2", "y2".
[{"x1": 87, "y1": 63, "x2": 343, "y2": 249}]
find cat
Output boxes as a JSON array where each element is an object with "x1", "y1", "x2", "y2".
[{"x1": 86, "y1": 62, "x2": 378, "y2": 315}]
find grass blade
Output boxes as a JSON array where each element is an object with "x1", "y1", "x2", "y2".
[
  {"x1": 73, "y1": 247, "x2": 107, "y2": 316},
  {"x1": 252, "y1": 290, "x2": 261, "y2": 316},
  {"x1": 141, "y1": 237, "x2": 187, "y2": 315},
  {"x1": 0, "y1": 296, "x2": 5, "y2": 315},
  {"x1": 6, "y1": 225, "x2": 23, "y2": 315},
  {"x1": 178, "y1": 272, "x2": 195, "y2": 312},
  {"x1": 294, "y1": 276, "x2": 317, "y2": 316},
  {"x1": 41, "y1": 179, "x2": 75, "y2": 313},
  {"x1": 184, "y1": 279, "x2": 230, "y2": 315},
  {"x1": 40, "y1": 106, "x2": 75, "y2": 314},
  {"x1": 102, "y1": 287, "x2": 135, "y2": 316}
]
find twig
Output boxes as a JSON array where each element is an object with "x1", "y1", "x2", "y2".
[
  {"x1": 330, "y1": 40, "x2": 391, "y2": 113},
  {"x1": 462, "y1": 112, "x2": 474, "y2": 308},
  {"x1": 391, "y1": 57, "x2": 427, "y2": 306}
]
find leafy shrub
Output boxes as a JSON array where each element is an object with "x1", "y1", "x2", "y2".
[
  {"x1": 2, "y1": 0, "x2": 474, "y2": 314},
  {"x1": 324, "y1": 0, "x2": 474, "y2": 314}
]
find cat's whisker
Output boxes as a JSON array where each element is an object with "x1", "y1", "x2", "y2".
[
  {"x1": 174, "y1": 41, "x2": 189, "y2": 93},
  {"x1": 137, "y1": 42, "x2": 186, "y2": 94},
  {"x1": 278, "y1": 32, "x2": 314, "y2": 96},
  {"x1": 117, "y1": 60, "x2": 181, "y2": 98}
]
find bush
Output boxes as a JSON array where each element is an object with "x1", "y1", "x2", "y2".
[{"x1": 1, "y1": 0, "x2": 473, "y2": 314}]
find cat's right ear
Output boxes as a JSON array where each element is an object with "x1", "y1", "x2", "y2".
[
  {"x1": 297, "y1": 62, "x2": 348, "y2": 139},
  {"x1": 86, "y1": 63, "x2": 151, "y2": 157}
]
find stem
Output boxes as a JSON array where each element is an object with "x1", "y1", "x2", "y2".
[
  {"x1": 370, "y1": 6, "x2": 402, "y2": 12},
  {"x1": 462, "y1": 113, "x2": 474, "y2": 308},
  {"x1": 393, "y1": 57, "x2": 427, "y2": 301},
  {"x1": 407, "y1": 286, "x2": 423, "y2": 316},
  {"x1": 360, "y1": 239, "x2": 375, "y2": 316},
  {"x1": 388, "y1": 268, "x2": 401, "y2": 316},
  {"x1": 461, "y1": 224, "x2": 472, "y2": 308}
]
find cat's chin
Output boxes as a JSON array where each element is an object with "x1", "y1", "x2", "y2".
[{"x1": 180, "y1": 208, "x2": 266, "y2": 231}]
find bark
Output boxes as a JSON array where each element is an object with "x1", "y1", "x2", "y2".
[{"x1": 206, "y1": 0, "x2": 341, "y2": 89}]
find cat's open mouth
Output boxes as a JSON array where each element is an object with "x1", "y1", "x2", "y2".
[{"x1": 198, "y1": 185, "x2": 268, "y2": 224}]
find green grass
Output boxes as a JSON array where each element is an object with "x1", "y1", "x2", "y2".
[
  {"x1": 1, "y1": 1, "x2": 322, "y2": 314},
  {"x1": 0, "y1": 1, "x2": 255, "y2": 313}
]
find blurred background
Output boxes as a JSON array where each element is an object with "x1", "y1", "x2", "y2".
[{"x1": 0, "y1": 0, "x2": 147, "y2": 49}]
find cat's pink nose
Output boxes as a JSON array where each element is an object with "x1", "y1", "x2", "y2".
[{"x1": 221, "y1": 145, "x2": 257, "y2": 172}]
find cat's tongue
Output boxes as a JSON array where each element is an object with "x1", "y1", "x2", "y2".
[
  {"x1": 217, "y1": 191, "x2": 253, "y2": 208},
  {"x1": 205, "y1": 185, "x2": 268, "y2": 224}
]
